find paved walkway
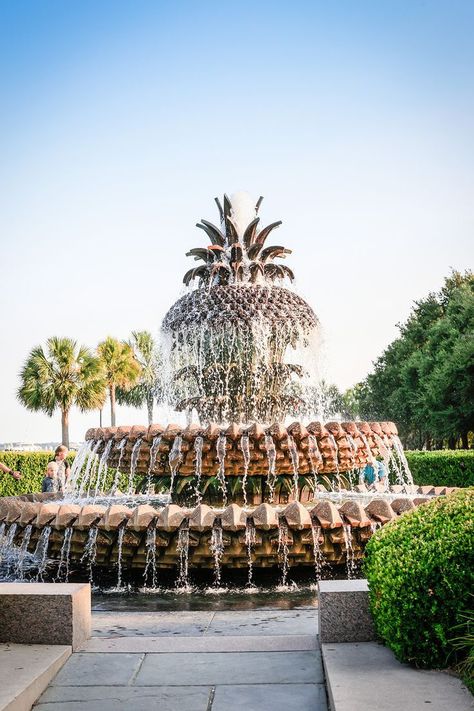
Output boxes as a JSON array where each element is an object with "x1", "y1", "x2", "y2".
[{"x1": 34, "y1": 608, "x2": 326, "y2": 711}]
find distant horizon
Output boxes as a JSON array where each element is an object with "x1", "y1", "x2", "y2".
[{"x1": 1, "y1": 1, "x2": 472, "y2": 441}]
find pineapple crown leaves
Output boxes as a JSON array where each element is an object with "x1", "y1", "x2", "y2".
[{"x1": 183, "y1": 194, "x2": 295, "y2": 287}]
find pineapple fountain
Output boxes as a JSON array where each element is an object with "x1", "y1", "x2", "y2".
[{"x1": 0, "y1": 193, "x2": 451, "y2": 586}]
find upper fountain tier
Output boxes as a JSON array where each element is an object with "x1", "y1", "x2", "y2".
[{"x1": 161, "y1": 193, "x2": 319, "y2": 425}]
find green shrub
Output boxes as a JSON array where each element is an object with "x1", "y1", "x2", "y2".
[
  {"x1": 0, "y1": 451, "x2": 132, "y2": 497},
  {"x1": 0, "y1": 452, "x2": 74, "y2": 497},
  {"x1": 364, "y1": 488, "x2": 474, "y2": 668},
  {"x1": 405, "y1": 450, "x2": 474, "y2": 488}
]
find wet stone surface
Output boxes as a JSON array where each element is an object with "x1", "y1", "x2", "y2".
[{"x1": 35, "y1": 605, "x2": 326, "y2": 711}]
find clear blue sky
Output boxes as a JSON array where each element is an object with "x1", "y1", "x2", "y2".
[{"x1": 1, "y1": 0, "x2": 473, "y2": 442}]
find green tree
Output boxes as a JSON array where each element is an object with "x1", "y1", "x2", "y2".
[
  {"x1": 353, "y1": 270, "x2": 474, "y2": 449},
  {"x1": 97, "y1": 337, "x2": 142, "y2": 427},
  {"x1": 116, "y1": 331, "x2": 162, "y2": 424},
  {"x1": 18, "y1": 337, "x2": 105, "y2": 447}
]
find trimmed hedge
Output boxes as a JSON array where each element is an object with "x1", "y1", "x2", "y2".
[
  {"x1": 0, "y1": 451, "x2": 134, "y2": 497},
  {"x1": 364, "y1": 488, "x2": 474, "y2": 668},
  {"x1": 0, "y1": 452, "x2": 70, "y2": 497},
  {"x1": 1, "y1": 449, "x2": 473, "y2": 497},
  {"x1": 405, "y1": 450, "x2": 474, "y2": 488}
]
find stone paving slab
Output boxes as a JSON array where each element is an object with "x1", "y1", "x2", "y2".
[
  {"x1": 81, "y1": 633, "x2": 317, "y2": 653},
  {"x1": 50, "y1": 652, "x2": 144, "y2": 686},
  {"x1": 206, "y1": 609, "x2": 317, "y2": 636},
  {"x1": 35, "y1": 685, "x2": 210, "y2": 710},
  {"x1": 135, "y1": 651, "x2": 323, "y2": 686},
  {"x1": 322, "y1": 642, "x2": 474, "y2": 711},
  {"x1": 212, "y1": 683, "x2": 327, "y2": 711},
  {"x1": 0, "y1": 643, "x2": 71, "y2": 711}
]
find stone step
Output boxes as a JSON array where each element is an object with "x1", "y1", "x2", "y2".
[
  {"x1": 322, "y1": 642, "x2": 472, "y2": 711},
  {"x1": 0, "y1": 643, "x2": 71, "y2": 711},
  {"x1": 81, "y1": 633, "x2": 317, "y2": 653}
]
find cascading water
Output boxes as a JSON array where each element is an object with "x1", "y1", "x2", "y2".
[
  {"x1": 116, "y1": 526, "x2": 125, "y2": 589},
  {"x1": 144, "y1": 527, "x2": 158, "y2": 589},
  {"x1": 55, "y1": 526, "x2": 73, "y2": 582},
  {"x1": 277, "y1": 518, "x2": 290, "y2": 587},
  {"x1": 308, "y1": 434, "x2": 321, "y2": 495},
  {"x1": 94, "y1": 439, "x2": 114, "y2": 498},
  {"x1": 111, "y1": 438, "x2": 128, "y2": 495},
  {"x1": 176, "y1": 521, "x2": 190, "y2": 589},
  {"x1": 343, "y1": 524, "x2": 356, "y2": 579},
  {"x1": 265, "y1": 434, "x2": 277, "y2": 503},
  {"x1": 216, "y1": 434, "x2": 228, "y2": 506},
  {"x1": 193, "y1": 436, "x2": 203, "y2": 504},
  {"x1": 146, "y1": 436, "x2": 162, "y2": 494},
  {"x1": 34, "y1": 525, "x2": 52, "y2": 582},
  {"x1": 15, "y1": 524, "x2": 33, "y2": 580},
  {"x1": 127, "y1": 438, "x2": 143, "y2": 495},
  {"x1": 240, "y1": 433, "x2": 250, "y2": 507},
  {"x1": 245, "y1": 518, "x2": 256, "y2": 587},
  {"x1": 169, "y1": 435, "x2": 183, "y2": 494},
  {"x1": 310, "y1": 522, "x2": 324, "y2": 580},
  {"x1": 210, "y1": 519, "x2": 225, "y2": 587},
  {"x1": 287, "y1": 435, "x2": 300, "y2": 500},
  {"x1": 81, "y1": 527, "x2": 98, "y2": 584}
]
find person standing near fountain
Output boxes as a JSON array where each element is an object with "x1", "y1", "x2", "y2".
[
  {"x1": 54, "y1": 445, "x2": 71, "y2": 493},
  {"x1": 41, "y1": 461, "x2": 58, "y2": 492},
  {"x1": 361, "y1": 458, "x2": 387, "y2": 489},
  {"x1": 0, "y1": 461, "x2": 21, "y2": 480}
]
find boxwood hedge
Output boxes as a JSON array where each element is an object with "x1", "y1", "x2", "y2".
[
  {"x1": 405, "y1": 450, "x2": 474, "y2": 488},
  {"x1": 364, "y1": 488, "x2": 474, "y2": 669},
  {"x1": 0, "y1": 449, "x2": 473, "y2": 497}
]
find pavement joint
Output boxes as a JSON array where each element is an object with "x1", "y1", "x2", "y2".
[
  {"x1": 128, "y1": 653, "x2": 146, "y2": 686},
  {"x1": 206, "y1": 685, "x2": 216, "y2": 710}
]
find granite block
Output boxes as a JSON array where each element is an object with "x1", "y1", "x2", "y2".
[
  {"x1": 0, "y1": 583, "x2": 91, "y2": 651},
  {"x1": 318, "y1": 580, "x2": 376, "y2": 643}
]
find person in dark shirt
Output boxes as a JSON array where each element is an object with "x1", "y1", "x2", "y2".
[
  {"x1": 54, "y1": 445, "x2": 71, "y2": 493},
  {"x1": 42, "y1": 461, "x2": 58, "y2": 493}
]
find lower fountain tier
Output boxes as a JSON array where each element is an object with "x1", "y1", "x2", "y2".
[{"x1": 0, "y1": 487, "x2": 457, "y2": 571}]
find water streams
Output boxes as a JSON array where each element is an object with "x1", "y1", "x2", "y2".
[
  {"x1": 287, "y1": 435, "x2": 300, "y2": 500},
  {"x1": 343, "y1": 524, "x2": 356, "y2": 579},
  {"x1": 176, "y1": 521, "x2": 190, "y2": 589},
  {"x1": 169, "y1": 436, "x2": 183, "y2": 495},
  {"x1": 55, "y1": 526, "x2": 73, "y2": 582},
  {"x1": 144, "y1": 527, "x2": 158, "y2": 589},
  {"x1": 216, "y1": 434, "x2": 228, "y2": 506},
  {"x1": 80, "y1": 527, "x2": 99, "y2": 584},
  {"x1": 146, "y1": 436, "x2": 162, "y2": 494},
  {"x1": 240, "y1": 433, "x2": 250, "y2": 507},
  {"x1": 210, "y1": 520, "x2": 225, "y2": 587},
  {"x1": 116, "y1": 526, "x2": 125, "y2": 589},
  {"x1": 34, "y1": 525, "x2": 52, "y2": 582},
  {"x1": 193, "y1": 436, "x2": 203, "y2": 504},
  {"x1": 265, "y1": 434, "x2": 277, "y2": 502},
  {"x1": 310, "y1": 522, "x2": 324, "y2": 580},
  {"x1": 245, "y1": 518, "x2": 256, "y2": 587},
  {"x1": 127, "y1": 438, "x2": 143, "y2": 495},
  {"x1": 277, "y1": 518, "x2": 290, "y2": 587}
]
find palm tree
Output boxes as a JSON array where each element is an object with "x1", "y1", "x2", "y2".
[
  {"x1": 97, "y1": 337, "x2": 141, "y2": 426},
  {"x1": 18, "y1": 337, "x2": 106, "y2": 447},
  {"x1": 116, "y1": 331, "x2": 162, "y2": 424}
]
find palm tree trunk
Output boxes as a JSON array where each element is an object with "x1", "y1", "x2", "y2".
[
  {"x1": 61, "y1": 409, "x2": 70, "y2": 447},
  {"x1": 110, "y1": 384, "x2": 116, "y2": 427},
  {"x1": 147, "y1": 392, "x2": 154, "y2": 425}
]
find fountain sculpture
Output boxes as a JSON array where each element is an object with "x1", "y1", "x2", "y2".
[{"x1": 0, "y1": 193, "x2": 452, "y2": 585}]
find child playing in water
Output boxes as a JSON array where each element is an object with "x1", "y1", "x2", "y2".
[{"x1": 42, "y1": 461, "x2": 58, "y2": 493}]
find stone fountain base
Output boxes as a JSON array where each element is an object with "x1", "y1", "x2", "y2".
[{"x1": 0, "y1": 486, "x2": 457, "y2": 576}]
